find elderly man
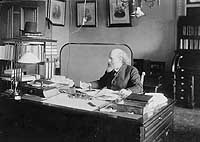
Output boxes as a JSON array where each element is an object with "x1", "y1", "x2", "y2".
[{"x1": 81, "y1": 48, "x2": 143, "y2": 96}]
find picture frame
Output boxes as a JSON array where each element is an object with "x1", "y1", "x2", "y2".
[
  {"x1": 76, "y1": 1, "x2": 97, "y2": 27},
  {"x1": 187, "y1": 0, "x2": 200, "y2": 4},
  {"x1": 107, "y1": 0, "x2": 131, "y2": 27},
  {"x1": 48, "y1": 0, "x2": 66, "y2": 26}
]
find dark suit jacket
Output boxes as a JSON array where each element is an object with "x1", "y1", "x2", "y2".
[{"x1": 90, "y1": 64, "x2": 143, "y2": 93}]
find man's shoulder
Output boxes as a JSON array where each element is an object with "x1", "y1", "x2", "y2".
[
  {"x1": 125, "y1": 64, "x2": 138, "y2": 71},
  {"x1": 124, "y1": 65, "x2": 140, "y2": 76}
]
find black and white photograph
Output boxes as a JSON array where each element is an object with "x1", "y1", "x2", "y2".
[{"x1": 0, "y1": 0, "x2": 200, "y2": 142}]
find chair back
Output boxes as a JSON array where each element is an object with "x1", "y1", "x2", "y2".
[{"x1": 141, "y1": 72, "x2": 146, "y2": 86}]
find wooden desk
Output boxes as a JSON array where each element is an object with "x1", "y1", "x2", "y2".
[{"x1": 0, "y1": 93, "x2": 174, "y2": 142}]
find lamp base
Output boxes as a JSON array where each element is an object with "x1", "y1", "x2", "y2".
[
  {"x1": 13, "y1": 91, "x2": 21, "y2": 100},
  {"x1": 14, "y1": 95, "x2": 21, "y2": 100}
]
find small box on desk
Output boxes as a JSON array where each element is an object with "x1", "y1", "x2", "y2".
[
  {"x1": 120, "y1": 93, "x2": 152, "y2": 115},
  {"x1": 106, "y1": 93, "x2": 153, "y2": 115},
  {"x1": 20, "y1": 83, "x2": 59, "y2": 98}
]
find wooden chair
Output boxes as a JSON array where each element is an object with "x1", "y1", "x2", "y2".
[{"x1": 134, "y1": 59, "x2": 165, "y2": 93}]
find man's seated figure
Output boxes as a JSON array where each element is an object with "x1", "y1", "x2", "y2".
[{"x1": 81, "y1": 48, "x2": 143, "y2": 96}]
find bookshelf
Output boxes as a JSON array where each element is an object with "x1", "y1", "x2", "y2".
[
  {"x1": 177, "y1": 16, "x2": 200, "y2": 50},
  {"x1": 0, "y1": 37, "x2": 57, "y2": 92},
  {"x1": 172, "y1": 16, "x2": 200, "y2": 108}
]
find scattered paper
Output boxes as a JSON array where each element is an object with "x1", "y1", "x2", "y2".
[{"x1": 95, "y1": 88, "x2": 120, "y2": 101}]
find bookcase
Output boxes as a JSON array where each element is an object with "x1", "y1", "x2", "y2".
[
  {"x1": 177, "y1": 16, "x2": 200, "y2": 50},
  {"x1": 176, "y1": 0, "x2": 200, "y2": 17},
  {"x1": 172, "y1": 16, "x2": 200, "y2": 108},
  {"x1": 0, "y1": 37, "x2": 57, "y2": 93}
]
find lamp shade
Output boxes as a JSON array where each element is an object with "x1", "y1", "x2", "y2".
[
  {"x1": 18, "y1": 52, "x2": 40, "y2": 64},
  {"x1": 131, "y1": 7, "x2": 145, "y2": 18}
]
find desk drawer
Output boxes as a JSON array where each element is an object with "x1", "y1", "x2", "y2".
[
  {"x1": 141, "y1": 104, "x2": 174, "y2": 142},
  {"x1": 144, "y1": 114, "x2": 173, "y2": 142},
  {"x1": 143, "y1": 104, "x2": 173, "y2": 131}
]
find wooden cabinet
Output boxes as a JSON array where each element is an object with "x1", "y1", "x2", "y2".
[
  {"x1": 0, "y1": 0, "x2": 46, "y2": 39},
  {"x1": 172, "y1": 16, "x2": 200, "y2": 108}
]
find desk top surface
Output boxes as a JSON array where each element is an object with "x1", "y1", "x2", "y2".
[{"x1": 0, "y1": 90, "x2": 175, "y2": 125}]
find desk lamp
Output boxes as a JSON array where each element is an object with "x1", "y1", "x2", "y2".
[
  {"x1": 13, "y1": 51, "x2": 40, "y2": 100},
  {"x1": 18, "y1": 51, "x2": 40, "y2": 64}
]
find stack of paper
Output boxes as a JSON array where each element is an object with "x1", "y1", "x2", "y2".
[
  {"x1": 43, "y1": 93, "x2": 109, "y2": 111},
  {"x1": 51, "y1": 75, "x2": 74, "y2": 87},
  {"x1": 95, "y1": 88, "x2": 120, "y2": 101},
  {"x1": 143, "y1": 93, "x2": 168, "y2": 115},
  {"x1": 76, "y1": 88, "x2": 100, "y2": 97}
]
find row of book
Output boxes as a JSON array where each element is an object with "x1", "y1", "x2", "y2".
[
  {"x1": 0, "y1": 44, "x2": 45, "y2": 61},
  {"x1": 45, "y1": 43, "x2": 58, "y2": 61},
  {"x1": 179, "y1": 39, "x2": 200, "y2": 50},
  {"x1": 0, "y1": 45, "x2": 14, "y2": 60},
  {"x1": 182, "y1": 25, "x2": 200, "y2": 36},
  {"x1": 0, "y1": 43, "x2": 58, "y2": 62}
]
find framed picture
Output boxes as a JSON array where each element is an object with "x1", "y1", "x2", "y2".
[
  {"x1": 48, "y1": 0, "x2": 66, "y2": 26},
  {"x1": 187, "y1": 0, "x2": 200, "y2": 4},
  {"x1": 76, "y1": 1, "x2": 97, "y2": 27},
  {"x1": 107, "y1": 0, "x2": 131, "y2": 27}
]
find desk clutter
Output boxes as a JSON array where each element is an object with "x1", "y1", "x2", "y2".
[
  {"x1": 0, "y1": 71, "x2": 169, "y2": 117},
  {"x1": 17, "y1": 76, "x2": 168, "y2": 118}
]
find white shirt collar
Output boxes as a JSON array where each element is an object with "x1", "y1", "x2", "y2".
[{"x1": 114, "y1": 68, "x2": 120, "y2": 72}]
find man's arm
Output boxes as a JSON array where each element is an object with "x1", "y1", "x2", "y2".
[
  {"x1": 127, "y1": 67, "x2": 143, "y2": 94},
  {"x1": 90, "y1": 63, "x2": 113, "y2": 89},
  {"x1": 90, "y1": 71, "x2": 109, "y2": 89}
]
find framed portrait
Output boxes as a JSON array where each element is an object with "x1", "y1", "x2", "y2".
[
  {"x1": 76, "y1": 1, "x2": 97, "y2": 27},
  {"x1": 107, "y1": 0, "x2": 131, "y2": 27},
  {"x1": 48, "y1": 0, "x2": 66, "y2": 26},
  {"x1": 187, "y1": 0, "x2": 200, "y2": 4}
]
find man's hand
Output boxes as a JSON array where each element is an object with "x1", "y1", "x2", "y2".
[
  {"x1": 119, "y1": 89, "x2": 132, "y2": 98},
  {"x1": 80, "y1": 81, "x2": 91, "y2": 89}
]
